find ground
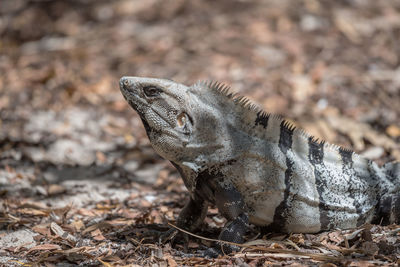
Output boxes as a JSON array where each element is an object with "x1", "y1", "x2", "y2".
[{"x1": 0, "y1": 0, "x2": 400, "y2": 266}]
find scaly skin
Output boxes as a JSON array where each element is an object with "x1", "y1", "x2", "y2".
[{"x1": 119, "y1": 77, "x2": 400, "y2": 255}]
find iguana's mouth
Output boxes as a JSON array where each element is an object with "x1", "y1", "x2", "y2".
[
  {"x1": 140, "y1": 117, "x2": 152, "y2": 134},
  {"x1": 128, "y1": 97, "x2": 175, "y2": 129},
  {"x1": 127, "y1": 98, "x2": 141, "y2": 111},
  {"x1": 127, "y1": 95, "x2": 182, "y2": 140},
  {"x1": 139, "y1": 114, "x2": 180, "y2": 140}
]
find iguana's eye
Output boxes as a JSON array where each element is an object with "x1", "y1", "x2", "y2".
[{"x1": 143, "y1": 86, "x2": 162, "y2": 97}]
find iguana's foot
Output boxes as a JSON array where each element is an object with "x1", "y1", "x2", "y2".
[
  {"x1": 203, "y1": 247, "x2": 221, "y2": 258},
  {"x1": 173, "y1": 250, "x2": 199, "y2": 258},
  {"x1": 158, "y1": 228, "x2": 178, "y2": 243},
  {"x1": 159, "y1": 228, "x2": 189, "y2": 250},
  {"x1": 201, "y1": 243, "x2": 240, "y2": 258}
]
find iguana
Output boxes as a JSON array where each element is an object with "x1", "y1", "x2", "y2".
[{"x1": 119, "y1": 76, "x2": 400, "y2": 255}]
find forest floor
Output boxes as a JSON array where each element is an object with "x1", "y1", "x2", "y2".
[{"x1": 1, "y1": 0, "x2": 400, "y2": 266}]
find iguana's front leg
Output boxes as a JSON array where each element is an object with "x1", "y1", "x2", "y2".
[
  {"x1": 375, "y1": 193, "x2": 400, "y2": 225},
  {"x1": 161, "y1": 195, "x2": 208, "y2": 245},
  {"x1": 177, "y1": 195, "x2": 208, "y2": 231},
  {"x1": 205, "y1": 183, "x2": 250, "y2": 257}
]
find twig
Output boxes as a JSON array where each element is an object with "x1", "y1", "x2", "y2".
[
  {"x1": 167, "y1": 222, "x2": 344, "y2": 262},
  {"x1": 168, "y1": 222, "x2": 223, "y2": 244},
  {"x1": 285, "y1": 239, "x2": 301, "y2": 251}
]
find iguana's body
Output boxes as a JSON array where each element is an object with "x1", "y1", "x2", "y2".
[{"x1": 119, "y1": 77, "x2": 400, "y2": 253}]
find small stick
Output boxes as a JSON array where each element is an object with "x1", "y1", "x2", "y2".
[{"x1": 167, "y1": 222, "x2": 343, "y2": 262}]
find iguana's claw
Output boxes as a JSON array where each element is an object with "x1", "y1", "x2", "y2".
[
  {"x1": 159, "y1": 228, "x2": 189, "y2": 249},
  {"x1": 202, "y1": 247, "x2": 221, "y2": 258},
  {"x1": 199, "y1": 243, "x2": 239, "y2": 258},
  {"x1": 173, "y1": 250, "x2": 199, "y2": 258},
  {"x1": 158, "y1": 228, "x2": 178, "y2": 244}
]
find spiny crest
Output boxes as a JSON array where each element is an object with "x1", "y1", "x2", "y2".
[
  {"x1": 281, "y1": 120, "x2": 296, "y2": 132},
  {"x1": 202, "y1": 80, "x2": 261, "y2": 112},
  {"x1": 206, "y1": 81, "x2": 232, "y2": 95},
  {"x1": 310, "y1": 136, "x2": 324, "y2": 145},
  {"x1": 257, "y1": 110, "x2": 271, "y2": 121},
  {"x1": 330, "y1": 143, "x2": 344, "y2": 151},
  {"x1": 197, "y1": 80, "x2": 354, "y2": 155},
  {"x1": 338, "y1": 146, "x2": 354, "y2": 154},
  {"x1": 297, "y1": 127, "x2": 354, "y2": 155},
  {"x1": 282, "y1": 118, "x2": 353, "y2": 153}
]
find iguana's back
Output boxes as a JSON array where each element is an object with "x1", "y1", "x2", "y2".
[{"x1": 191, "y1": 108, "x2": 398, "y2": 233}]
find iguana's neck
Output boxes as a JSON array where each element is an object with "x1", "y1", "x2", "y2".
[{"x1": 174, "y1": 113, "x2": 288, "y2": 192}]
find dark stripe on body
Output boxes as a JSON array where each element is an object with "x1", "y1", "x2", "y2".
[
  {"x1": 338, "y1": 148, "x2": 352, "y2": 166},
  {"x1": 367, "y1": 160, "x2": 385, "y2": 221},
  {"x1": 372, "y1": 195, "x2": 392, "y2": 225},
  {"x1": 308, "y1": 138, "x2": 330, "y2": 230},
  {"x1": 392, "y1": 194, "x2": 400, "y2": 224},
  {"x1": 367, "y1": 160, "x2": 381, "y2": 183},
  {"x1": 255, "y1": 111, "x2": 269, "y2": 128},
  {"x1": 268, "y1": 122, "x2": 294, "y2": 232},
  {"x1": 339, "y1": 148, "x2": 365, "y2": 226},
  {"x1": 383, "y1": 162, "x2": 398, "y2": 183},
  {"x1": 366, "y1": 159, "x2": 392, "y2": 225}
]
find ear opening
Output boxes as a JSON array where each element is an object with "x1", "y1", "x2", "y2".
[{"x1": 176, "y1": 112, "x2": 193, "y2": 135}]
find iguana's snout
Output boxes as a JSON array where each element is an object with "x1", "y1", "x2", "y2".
[
  {"x1": 119, "y1": 76, "x2": 129, "y2": 90},
  {"x1": 119, "y1": 76, "x2": 176, "y2": 102},
  {"x1": 119, "y1": 76, "x2": 146, "y2": 100},
  {"x1": 119, "y1": 76, "x2": 170, "y2": 112},
  {"x1": 119, "y1": 76, "x2": 133, "y2": 98}
]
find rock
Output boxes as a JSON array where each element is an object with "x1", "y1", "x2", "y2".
[
  {"x1": 0, "y1": 229, "x2": 37, "y2": 249},
  {"x1": 47, "y1": 139, "x2": 95, "y2": 166}
]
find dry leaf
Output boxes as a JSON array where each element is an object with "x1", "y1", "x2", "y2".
[
  {"x1": 71, "y1": 220, "x2": 85, "y2": 231},
  {"x1": 326, "y1": 115, "x2": 400, "y2": 160},
  {"x1": 289, "y1": 234, "x2": 305, "y2": 245},
  {"x1": 77, "y1": 208, "x2": 97, "y2": 217},
  {"x1": 361, "y1": 241, "x2": 379, "y2": 255},
  {"x1": 91, "y1": 229, "x2": 105, "y2": 241},
  {"x1": 188, "y1": 241, "x2": 199, "y2": 249},
  {"x1": 50, "y1": 222, "x2": 77, "y2": 244},
  {"x1": 98, "y1": 259, "x2": 113, "y2": 267},
  {"x1": 105, "y1": 219, "x2": 134, "y2": 226},
  {"x1": 328, "y1": 231, "x2": 344, "y2": 244},
  {"x1": 27, "y1": 244, "x2": 61, "y2": 254},
  {"x1": 165, "y1": 255, "x2": 178, "y2": 267},
  {"x1": 17, "y1": 208, "x2": 48, "y2": 216},
  {"x1": 32, "y1": 224, "x2": 51, "y2": 236},
  {"x1": 7, "y1": 260, "x2": 32, "y2": 267}
]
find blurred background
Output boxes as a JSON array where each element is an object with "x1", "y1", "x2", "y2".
[
  {"x1": 1, "y1": 0, "x2": 399, "y2": 158},
  {"x1": 1, "y1": 0, "x2": 400, "y2": 265}
]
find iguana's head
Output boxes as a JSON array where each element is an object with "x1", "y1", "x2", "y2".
[{"x1": 119, "y1": 77, "x2": 229, "y2": 164}]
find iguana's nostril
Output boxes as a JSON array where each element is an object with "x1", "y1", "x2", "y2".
[{"x1": 119, "y1": 77, "x2": 130, "y2": 90}]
